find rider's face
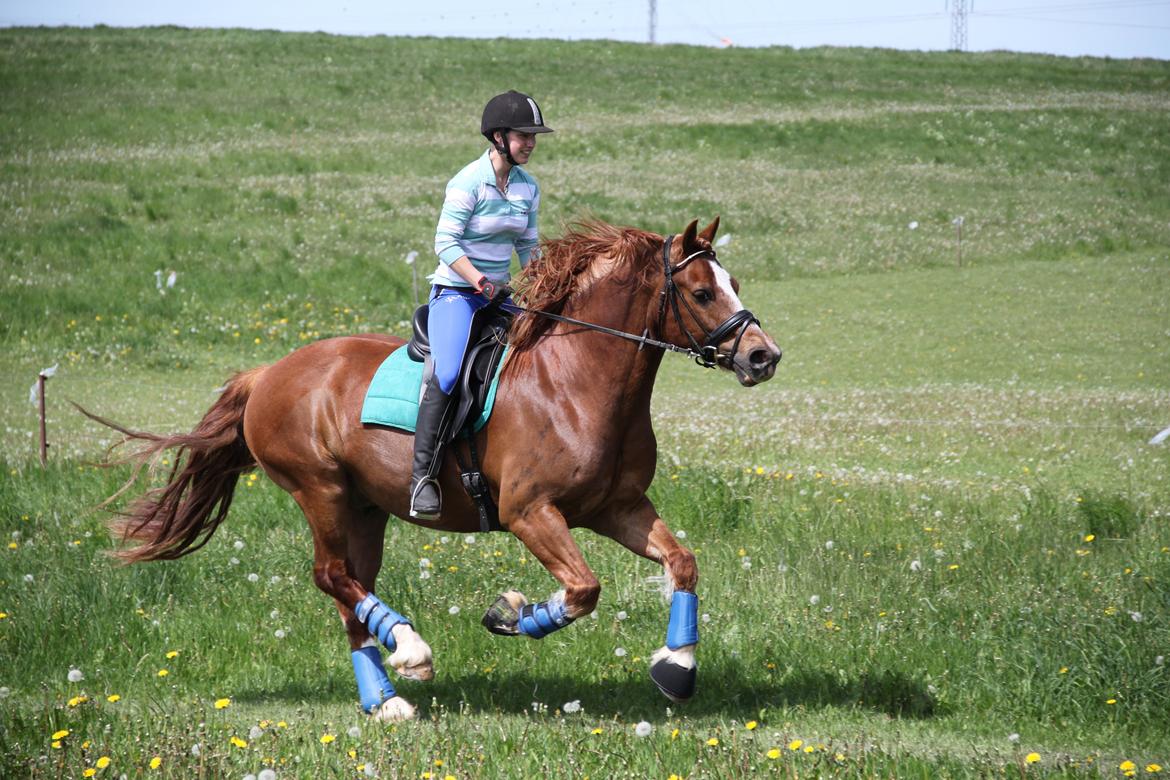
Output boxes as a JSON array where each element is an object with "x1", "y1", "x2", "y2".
[{"x1": 498, "y1": 130, "x2": 537, "y2": 165}]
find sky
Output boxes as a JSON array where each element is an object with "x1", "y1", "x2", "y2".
[{"x1": 3, "y1": 0, "x2": 1168, "y2": 60}]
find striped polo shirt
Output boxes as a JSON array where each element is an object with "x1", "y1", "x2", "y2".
[{"x1": 431, "y1": 149, "x2": 540, "y2": 287}]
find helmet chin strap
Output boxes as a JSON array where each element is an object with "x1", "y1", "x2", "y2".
[{"x1": 493, "y1": 130, "x2": 518, "y2": 167}]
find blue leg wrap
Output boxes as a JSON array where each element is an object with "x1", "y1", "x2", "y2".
[
  {"x1": 666, "y1": 591, "x2": 699, "y2": 649},
  {"x1": 517, "y1": 595, "x2": 574, "y2": 639},
  {"x1": 351, "y1": 646, "x2": 396, "y2": 713},
  {"x1": 354, "y1": 594, "x2": 411, "y2": 653}
]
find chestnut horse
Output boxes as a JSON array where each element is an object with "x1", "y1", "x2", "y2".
[{"x1": 97, "y1": 217, "x2": 781, "y2": 720}]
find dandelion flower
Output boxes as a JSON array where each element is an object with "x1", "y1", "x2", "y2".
[
  {"x1": 767, "y1": 748, "x2": 781, "y2": 759},
  {"x1": 259, "y1": 771, "x2": 277, "y2": 780},
  {"x1": 215, "y1": 698, "x2": 231, "y2": 709},
  {"x1": 562, "y1": 700, "x2": 581, "y2": 713},
  {"x1": 166, "y1": 650, "x2": 179, "y2": 659},
  {"x1": 789, "y1": 739, "x2": 803, "y2": 751},
  {"x1": 910, "y1": 560, "x2": 923, "y2": 572},
  {"x1": 1146, "y1": 764, "x2": 1162, "y2": 774},
  {"x1": 448, "y1": 606, "x2": 460, "y2": 616},
  {"x1": 229, "y1": 736, "x2": 247, "y2": 748},
  {"x1": 67, "y1": 668, "x2": 84, "y2": 683},
  {"x1": 83, "y1": 769, "x2": 96, "y2": 778},
  {"x1": 1025, "y1": 753, "x2": 1041, "y2": 764},
  {"x1": 1121, "y1": 761, "x2": 1136, "y2": 772},
  {"x1": 157, "y1": 669, "x2": 169, "y2": 677},
  {"x1": 591, "y1": 727, "x2": 603, "y2": 735},
  {"x1": 250, "y1": 726, "x2": 265, "y2": 740},
  {"x1": 745, "y1": 720, "x2": 758, "y2": 730},
  {"x1": 149, "y1": 757, "x2": 161, "y2": 770},
  {"x1": 616, "y1": 611, "x2": 628, "y2": 621},
  {"x1": 347, "y1": 726, "x2": 361, "y2": 738},
  {"x1": 706, "y1": 737, "x2": 719, "y2": 746},
  {"x1": 614, "y1": 647, "x2": 627, "y2": 657},
  {"x1": 634, "y1": 721, "x2": 653, "y2": 737},
  {"x1": 320, "y1": 733, "x2": 336, "y2": 744},
  {"x1": 106, "y1": 694, "x2": 121, "y2": 703}
]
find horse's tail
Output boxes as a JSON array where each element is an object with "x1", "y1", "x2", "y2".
[{"x1": 81, "y1": 366, "x2": 266, "y2": 563}]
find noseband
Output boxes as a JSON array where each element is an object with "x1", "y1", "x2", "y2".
[
  {"x1": 657, "y1": 234, "x2": 760, "y2": 368},
  {"x1": 502, "y1": 234, "x2": 760, "y2": 367}
]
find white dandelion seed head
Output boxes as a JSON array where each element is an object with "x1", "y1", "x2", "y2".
[
  {"x1": 908, "y1": 221, "x2": 919, "y2": 230},
  {"x1": 270, "y1": 609, "x2": 280, "y2": 620},
  {"x1": 616, "y1": 611, "x2": 628, "y2": 621},
  {"x1": 464, "y1": 535, "x2": 476, "y2": 545},
  {"x1": 0, "y1": 686, "x2": 10, "y2": 698},
  {"x1": 675, "y1": 529, "x2": 687, "y2": 539},
  {"x1": 362, "y1": 765, "x2": 376, "y2": 777},
  {"x1": 778, "y1": 563, "x2": 788, "y2": 573},
  {"x1": 234, "y1": 540, "x2": 245, "y2": 550},
  {"x1": 701, "y1": 613, "x2": 711, "y2": 623},
  {"x1": 23, "y1": 574, "x2": 33, "y2": 583},
  {"x1": 614, "y1": 647, "x2": 627, "y2": 657},
  {"x1": 244, "y1": 774, "x2": 257, "y2": 780},
  {"x1": 1130, "y1": 611, "x2": 1144, "y2": 622},
  {"x1": 11, "y1": 531, "x2": 20, "y2": 540},
  {"x1": 419, "y1": 570, "x2": 431, "y2": 580},
  {"x1": 67, "y1": 668, "x2": 84, "y2": 683},
  {"x1": 247, "y1": 573, "x2": 259, "y2": 583},
  {"x1": 347, "y1": 726, "x2": 361, "y2": 738},
  {"x1": 1008, "y1": 733, "x2": 1020, "y2": 743},
  {"x1": 418, "y1": 558, "x2": 431, "y2": 569},
  {"x1": 742, "y1": 560, "x2": 752, "y2": 570},
  {"x1": 259, "y1": 770, "x2": 277, "y2": 780},
  {"x1": 824, "y1": 541, "x2": 834, "y2": 550},
  {"x1": 249, "y1": 725, "x2": 264, "y2": 740},
  {"x1": 440, "y1": 536, "x2": 449, "y2": 544},
  {"x1": 910, "y1": 559, "x2": 923, "y2": 572},
  {"x1": 934, "y1": 549, "x2": 946, "y2": 559},
  {"x1": 190, "y1": 743, "x2": 201, "y2": 757},
  {"x1": 634, "y1": 721, "x2": 653, "y2": 737},
  {"x1": 274, "y1": 629, "x2": 286, "y2": 639},
  {"x1": 808, "y1": 595, "x2": 820, "y2": 606},
  {"x1": 229, "y1": 557, "x2": 240, "y2": 566},
  {"x1": 448, "y1": 605, "x2": 460, "y2": 615},
  {"x1": 1154, "y1": 655, "x2": 1164, "y2": 666},
  {"x1": 270, "y1": 575, "x2": 281, "y2": 584},
  {"x1": 562, "y1": 700, "x2": 581, "y2": 713}
]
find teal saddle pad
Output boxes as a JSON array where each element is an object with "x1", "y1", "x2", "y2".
[{"x1": 360, "y1": 346, "x2": 506, "y2": 433}]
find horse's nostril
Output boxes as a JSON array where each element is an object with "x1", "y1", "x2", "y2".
[{"x1": 749, "y1": 349, "x2": 771, "y2": 368}]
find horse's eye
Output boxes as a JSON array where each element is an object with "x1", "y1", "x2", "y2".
[{"x1": 693, "y1": 289, "x2": 713, "y2": 304}]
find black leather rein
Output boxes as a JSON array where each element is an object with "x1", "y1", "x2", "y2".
[{"x1": 503, "y1": 234, "x2": 760, "y2": 368}]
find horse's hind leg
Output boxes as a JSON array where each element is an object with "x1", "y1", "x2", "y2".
[
  {"x1": 292, "y1": 483, "x2": 432, "y2": 721},
  {"x1": 594, "y1": 497, "x2": 699, "y2": 702}
]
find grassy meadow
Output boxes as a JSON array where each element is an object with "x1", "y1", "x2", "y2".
[{"x1": 2, "y1": 26, "x2": 1169, "y2": 778}]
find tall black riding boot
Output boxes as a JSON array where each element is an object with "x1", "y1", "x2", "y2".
[{"x1": 409, "y1": 379, "x2": 455, "y2": 520}]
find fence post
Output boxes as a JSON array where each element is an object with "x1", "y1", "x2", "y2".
[{"x1": 38, "y1": 372, "x2": 48, "y2": 467}]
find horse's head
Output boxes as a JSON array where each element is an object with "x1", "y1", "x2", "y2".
[{"x1": 656, "y1": 218, "x2": 782, "y2": 386}]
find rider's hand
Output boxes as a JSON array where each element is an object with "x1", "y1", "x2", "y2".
[{"x1": 479, "y1": 279, "x2": 512, "y2": 302}]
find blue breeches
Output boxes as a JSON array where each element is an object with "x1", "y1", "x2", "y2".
[{"x1": 428, "y1": 286, "x2": 490, "y2": 394}]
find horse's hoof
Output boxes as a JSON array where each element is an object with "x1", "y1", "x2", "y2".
[
  {"x1": 388, "y1": 625, "x2": 434, "y2": 681},
  {"x1": 393, "y1": 661, "x2": 434, "y2": 682},
  {"x1": 372, "y1": 695, "x2": 416, "y2": 722},
  {"x1": 650, "y1": 645, "x2": 697, "y2": 702},
  {"x1": 481, "y1": 590, "x2": 528, "y2": 636}
]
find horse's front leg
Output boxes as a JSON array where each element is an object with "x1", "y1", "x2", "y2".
[
  {"x1": 594, "y1": 497, "x2": 699, "y2": 702},
  {"x1": 482, "y1": 502, "x2": 600, "y2": 638}
]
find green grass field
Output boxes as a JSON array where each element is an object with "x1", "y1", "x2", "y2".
[{"x1": 1, "y1": 26, "x2": 1169, "y2": 779}]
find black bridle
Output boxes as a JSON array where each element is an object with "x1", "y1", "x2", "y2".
[{"x1": 502, "y1": 233, "x2": 760, "y2": 368}]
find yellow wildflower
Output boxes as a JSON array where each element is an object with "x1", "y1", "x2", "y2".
[
  {"x1": 706, "y1": 738, "x2": 719, "y2": 746},
  {"x1": 150, "y1": 757, "x2": 162, "y2": 770},
  {"x1": 52, "y1": 729, "x2": 70, "y2": 740},
  {"x1": 1146, "y1": 764, "x2": 1163, "y2": 774},
  {"x1": 83, "y1": 770, "x2": 96, "y2": 778},
  {"x1": 96, "y1": 756, "x2": 111, "y2": 769},
  {"x1": 320, "y1": 734, "x2": 336, "y2": 744},
  {"x1": 230, "y1": 736, "x2": 247, "y2": 748},
  {"x1": 214, "y1": 698, "x2": 231, "y2": 709},
  {"x1": 591, "y1": 727, "x2": 603, "y2": 735},
  {"x1": 1121, "y1": 761, "x2": 1137, "y2": 772},
  {"x1": 745, "y1": 720, "x2": 758, "y2": 730},
  {"x1": 106, "y1": 694, "x2": 121, "y2": 703},
  {"x1": 767, "y1": 748, "x2": 781, "y2": 759},
  {"x1": 157, "y1": 669, "x2": 168, "y2": 677},
  {"x1": 166, "y1": 650, "x2": 179, "y2": 659},
  {"x1": 51, "y1": 741, "x2": 62, "y2": 750},
  {"x1": 1025, "y1": 753, "x2": 1040, "y2": 764},
  {"x1": 789, "y1": 739, "x2": 803, "y2": 751}
]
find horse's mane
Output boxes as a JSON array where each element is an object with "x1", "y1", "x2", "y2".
[{"x1": 507, "y1": 220, "x2": 663, "y2": 357}]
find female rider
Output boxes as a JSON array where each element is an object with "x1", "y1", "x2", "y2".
[{"x1": 410, "y1": 90, "x2": 553, "y2": 520}]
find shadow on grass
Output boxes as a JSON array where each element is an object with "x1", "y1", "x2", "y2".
[{"x1": 234, "y1": 660, "x2": 942, "y2": 721}]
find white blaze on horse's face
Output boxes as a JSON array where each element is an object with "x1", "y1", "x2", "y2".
[{"x1": 708, "y1": 260, "x2": 745, "y2": 312}]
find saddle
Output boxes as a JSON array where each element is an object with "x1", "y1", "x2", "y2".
[{"x1": 405, "y1": 303, "x2": 512, "y2": 444}]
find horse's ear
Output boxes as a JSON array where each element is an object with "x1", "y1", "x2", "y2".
[
  {"x1": 697, "y1": 216, "x2": 720, "y2": 245},
  {"x1": 681, "y1": 219, "x2": 700, "y2": 251}
]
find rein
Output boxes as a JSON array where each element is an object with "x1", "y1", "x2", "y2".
[{"x1": 503, "y1": 234, "x2": 760, "y2": 368}]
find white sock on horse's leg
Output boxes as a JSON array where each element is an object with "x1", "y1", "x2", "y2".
[{"x1": 388, "y1": 623, "x2": 434, "y2": 681}]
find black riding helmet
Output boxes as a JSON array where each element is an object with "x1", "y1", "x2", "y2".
[{"x1": 481, "y1": 90, "x2": 553, "y2": 165}]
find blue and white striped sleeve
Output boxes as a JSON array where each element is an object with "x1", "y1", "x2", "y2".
[
  {"x1": 515, "y1": 187, "x2": 540, "y2": 267},
  {"x1": 434, "y1": 182, "x2": 477, "y2": 266}
]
